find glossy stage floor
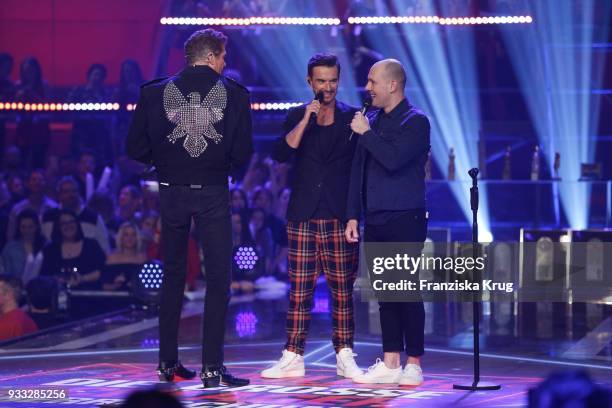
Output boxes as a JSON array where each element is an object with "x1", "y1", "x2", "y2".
[{"x1": 1, "y1": 281, "x2": 611, "y2": 407}]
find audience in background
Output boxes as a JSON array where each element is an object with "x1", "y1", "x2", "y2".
[
  {"x1": 112, "y1": 59, "x2": 144, "y2": 158},
  {"x1": 42, "y1": 176, "x2": 111, "y2": 254},
  {"x1": 1, "y1": 145, "x2": 24, "y2": 175},
  {"x1": 0, "y1": 209, "x2": 46, "y2": 283},
  {"x1": 69, "y1": 64, "x2": 113, "y2": 166},
  {"x1": 248, "y1": 207, "x2": 274, "y2": 277},
  {"x1": 0, "y1": 274, "x2": 38, "y2": 341},
  {"x1": 0, "y1": 53, "x2": 15, "y2": 101},
  {"x1": 74, "y1": 150, "x2": 98, "y2": 200},
  {"x1": 108, "y1": 185, "x2": 142, "y2": 235},
  {"x1": 15, "y1": 57, "x2": 50, "y2": 169},
  {"x1": 0, "y1": 53, "x2": 15, "y2": 158},
  {"x1": 7, "y1": 169, "x2": 57, "y2": 241},
  {"x1": 139, "y1": 211, "x2": 159, "y2": 251},
  {"x1": 230, "y1": 188, "x2": 248, "y2": 212},
  {"x1": 40, "y1": 209, "x2": 106, "y2": 290}
]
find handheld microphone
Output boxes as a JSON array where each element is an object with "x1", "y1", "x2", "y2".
[
  {"x1": 308, "y1": 91, "x2": 324, "y2": 128},
  {"x1": 349, "y1": 97, "x2": 371, "y2": 141}
]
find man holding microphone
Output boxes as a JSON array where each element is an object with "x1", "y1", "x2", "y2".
[
  {"x1": 262, "y1": 53, "x2": 362, "y2": 379},
  {"x1": 345, "y1": 59, "x2": 430, "y2": 386}
]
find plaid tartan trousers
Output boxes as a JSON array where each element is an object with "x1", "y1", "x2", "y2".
[{"x1": 284, "y1": 219, "x2": 359, "y2": 355}]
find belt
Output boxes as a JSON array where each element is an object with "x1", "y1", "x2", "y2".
[{"x1": 159, "y1": 182, "x2": 203, "y2": 189}]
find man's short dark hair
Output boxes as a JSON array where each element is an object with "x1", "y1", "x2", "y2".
[
  {"x1": 0, "y1": 274, "x2": 23, "y2": 304},
  {"x1": 26, "y1": 276, "x2": 56, "y2": 310},
  {"x1": 184, "y1": 29, "x2": 227, "y2": 65},
  {"x1": 307, "y1": 53, "x2": 341, "y2": 78}
]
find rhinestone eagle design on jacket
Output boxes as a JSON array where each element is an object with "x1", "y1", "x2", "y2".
[{"x1": 163, "y1": 80, "x2": 227, "y2": 158}]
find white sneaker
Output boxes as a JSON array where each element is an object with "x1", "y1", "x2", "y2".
[
  {"x1": 261, "y1": 349, "x2": 305, "y2": 378},
  {"x1": 353, "y1": 358, "x2": 401, "y2": 384},
  {"x1": 398, "y1": 363, "x2": 423, "y2": 386},
  {"x1": 336, "y1": 348, "x2": 362, "y2": 379}
]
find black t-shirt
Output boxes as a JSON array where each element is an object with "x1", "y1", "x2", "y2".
[{"x1": 312, "y1": 123, "x2": 335, "y2": 219}]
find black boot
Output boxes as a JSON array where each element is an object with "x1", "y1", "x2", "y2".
[
  {"x1": 220, "y1": 366, "x2": 250, "y2": 387},
  {"x1": 201, "y1": 365, "x2": 250, "y2": 388},
  {"x1": 157, "y1": 361, "x2": 197, "y2": 382},
  {"x1": 200, "y1": 366, "x2": 221, "y2": 388}
]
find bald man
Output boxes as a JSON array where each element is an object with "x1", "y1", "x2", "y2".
[{"x1": 345, "y1": 59, "x2": 430, "y2": 386}]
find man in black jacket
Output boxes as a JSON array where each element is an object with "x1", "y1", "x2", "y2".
[
  {"x1": 127, "y1": 28, "x2": 252, "y2": 388},
  {"x1": 261, "y1": 53, "x2": 362, "y2": 380},
  {"x1": 346, "y1": 59, "x2": 430, "y2": 386}
]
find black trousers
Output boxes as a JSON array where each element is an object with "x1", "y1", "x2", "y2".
[
  {"x1": 364, "y1": 210, "x2": 427, "y2": 357},
  {"x1": 158, "y1": 184, "x2": 232, "y2": 367}
]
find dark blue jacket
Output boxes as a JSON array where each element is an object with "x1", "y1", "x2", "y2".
[{"x1": 346, "y1": 99, "x2": 430, "y2": 220}]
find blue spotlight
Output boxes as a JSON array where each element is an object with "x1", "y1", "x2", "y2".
[
  {"x1": 495, "y1": 0, "x2": 610, "y2": 229},
  {"x1": 357, "y1": 0, "x2": 493, "y2": 237}
]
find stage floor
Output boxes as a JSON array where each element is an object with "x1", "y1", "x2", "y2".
[{"x1": 0, "y1": 283, "x2": 610, "y2": 407}]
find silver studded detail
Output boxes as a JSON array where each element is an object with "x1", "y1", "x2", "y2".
[{"x1": 163, "y1": 80, "x2": 227, "y2": 158}]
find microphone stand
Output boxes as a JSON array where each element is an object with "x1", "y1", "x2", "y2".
[{"x1": 453, "y1": 168, "x2": 501, "y2": 392}]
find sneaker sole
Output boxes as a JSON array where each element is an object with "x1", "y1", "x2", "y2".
[
  {"x1": 336, "y1": 367, "x2": 362, "y2": 379},
  {"x1": 398, "y1": 378, "x2": 423, "y2": 386},
  {"x1": 353, "y1": 375, "x2": 400, "y2": 384},
  {"x1": 260, "y1": 369, "x2": 305, "y2": 379}
]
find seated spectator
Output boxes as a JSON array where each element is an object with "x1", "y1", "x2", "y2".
[
  {"x1": 6, "y1": 169, "x2": 57, "y2": 241},
  {"x1": 103, "y1": 222, "x2": 146, "y2": 291},
  {"x1": 240, "y1": 153, "x2": 270, "y2": 197},
  {"x1": 231, "y1": 210, "x2": 260, "y2": 293},
  {"x1": 87, "y1": 191, "x2": 115, "y2": 230},
  {"x1": 230, "y1": 188, "x2": 248, "y2": 212},
  {"x1": 73, "y1": 150, "x2": 100, "y2": 201},
  {"x1": 15, "y1": 57, "x2": 51, "y2": 169},
  {"x1": 139, "y1": 211, "x2": 159, "y2": 251},
  {"x1": 252, "y1": 186, "x2": 288, "y2": 277},
  {"x1": 0, "y1": 274, "x2": 37, "y2": 341},
  {"x1": 26, "y1": 276, "x2": 63, "y2": 329},
  {"x1": 1, "y1": 145, "x2": 24, "y2": 175},
  {"x1": 141, "y1": 182, "x2": 160, "y2": 214},
  {"x1": 0, "y1": 209, "x2": 46, "y2": 283},
  {"x1": 112, "y1": 59, "x2": 144, "y2": 158},
  {"x1": 252, "y1": 186, "x2": 288, "y2": 247},
  {"x1": 275, "y1": 187, "x2": 291, "y2": 221},
  {"x1": 69, "y1": 64, "x2": 113, "y2": 166},
  {"x1": 108, "y1": 185, "x2": 143, "y2": 235},
  {"x1": 41, "y1": 176, "x2": 110, "y2": 254},
  {"x1": 249, "y1": 208, "x2": 274, "y2": 276},
  {"x1": 0, "y1": 172, "x2": 24, "y2": 251},
  {"x1": 0, "y1": 52, "x2": 16, "y2": 101},
  {"x1": 1, "y1": 173, "x2": 26, "y2": 211},
  {"x1": 40, "y1": 209, "x2": 106, "y2": 290}
]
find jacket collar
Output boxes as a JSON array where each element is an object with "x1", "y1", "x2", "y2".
[
  {"x1": 382, "y1": 98, "x2": 410, "y2": 119},
  {"x1": 180, "y1": 65, "x2": 220, "y2": 78}
]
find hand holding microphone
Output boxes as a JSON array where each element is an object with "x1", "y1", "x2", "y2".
[
  {"x1": 349, "y1": 98, "x2": 372, "y2": 140},
  {"x1": 306, "y1": 91, "x2": 324, "y2": 128}
]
